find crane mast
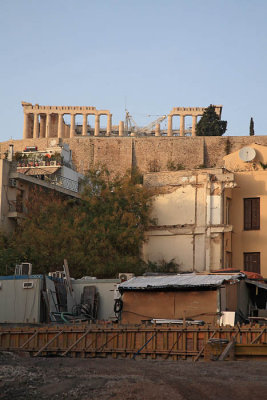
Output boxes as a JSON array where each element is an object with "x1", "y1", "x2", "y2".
[{"x1": 124, "y1": 110, "x2": 167, "y2": 136}]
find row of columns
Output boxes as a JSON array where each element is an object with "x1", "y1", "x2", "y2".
[
  {"x1": 167, "y1": 115, "x2": 198, "y2": 137},
  {"x1": 23, "y1": 112, "x2": 202, "y2": 139},
  {"x1": 23, "y1": 112, "x2": 112, "y2": 139}
]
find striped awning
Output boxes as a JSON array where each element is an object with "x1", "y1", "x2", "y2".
[{"x1": 17, "y1": 167, "x2": 60, "y2": 176}]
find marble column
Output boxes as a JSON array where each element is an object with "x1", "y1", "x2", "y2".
[
  {"x1": 119, "y1": 121, "x2": 124, "y2": 136},
  {"x1": 46, "y1": 114, "x2": 51, "y2": 138},
  {"x1": 167, "y1": 115, "x2": 173, "y2": 136},
  {"x1": 82, "y1": 114, "x2": 87, "y2": 136},
  {"x1": 107, "y1": 114, "x2": 112, "y2": 136},
  {"x1": 23, "y1": 113, "x2": 30, "y2": 139},
  {"x1": 39, "y1": 115, "x2": 46, "y2": 138},
  {"x1": 155, "y1": 123, "x2": 160, "y2": 136},
  {"x1": 58, "y1": 114, "x2": 63, "y2": 138},
  {"x1": 180, "y1": 115, "x2": 185, "y2": 136},
  {"x1": 94, "y1": 114, "x2": 100, "y2": 136},
  {"x1": 192, "y1": 115, "x2": 197, "y2": 136},
  {"x1": 70, "y1": 114, "x2": 75, "y2": 138},
  {"x1": 33, "y1": 113, "x2": 39, "y2": 138}
]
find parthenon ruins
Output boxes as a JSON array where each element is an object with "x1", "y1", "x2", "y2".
[{"x1": 22, "y1": 102, "x2": 223, "y2": 139}]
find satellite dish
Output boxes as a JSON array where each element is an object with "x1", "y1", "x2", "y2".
[{"x1": 239, "y1": 147, "x2": 256, "y2": 162}]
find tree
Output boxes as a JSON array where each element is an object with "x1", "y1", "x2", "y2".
[
  {"x1": 250, "y1": 117, "x2": 255, "y2": 136},
  {"x1": 0, "y1": 168, "x2": 154, "y2": 278},
  {"x1": 196, "y1": 105, "x2": 227, "y2": 136},
  {"x1": 73, "y1": 167, "x2": 153, "y2": 277}
]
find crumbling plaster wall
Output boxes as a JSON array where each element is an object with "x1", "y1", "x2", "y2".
[{"x1": 142, "y1": 169, "x2": 235, "y2": 272}]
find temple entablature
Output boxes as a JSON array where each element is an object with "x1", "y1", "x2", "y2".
[{"x1": 22, "y1": 102, "x2": 112, "y2": 139}]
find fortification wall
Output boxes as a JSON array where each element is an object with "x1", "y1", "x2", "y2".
[{"x1": 1, "y1": 136, "x2": 267, "y2": 175}]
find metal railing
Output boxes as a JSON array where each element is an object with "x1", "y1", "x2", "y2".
[
  {"x1": 46, "y1": 174, "x2": 80, "y2": 193},
  {"x1": 11, "y1": 162, "x2": 80, "y2": 193}
]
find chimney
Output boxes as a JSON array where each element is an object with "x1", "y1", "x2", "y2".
[{"x1": 8, "y1": 144, "x2": 14, "y2": 162}]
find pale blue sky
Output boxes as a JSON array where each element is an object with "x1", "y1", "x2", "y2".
[{"x1": 1, "y1": 0, "x2": 267, "y2": 140}]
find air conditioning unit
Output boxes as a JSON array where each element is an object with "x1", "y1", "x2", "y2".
[
  {"x1": 50, "y1": 161, "x2": 57, "y2": 166},
  {"x1": 23, "y1": 282, "x2": 34, "y2": 289},
  {"x1": 15, "y1": 262, "x2": 32, "y2": 276},
  {"x1": 8, "y1": 178, "x2": 17, "y2": 188},
  {"x1": 118, "y1": 273, "x2": 134, "y2": 282}
]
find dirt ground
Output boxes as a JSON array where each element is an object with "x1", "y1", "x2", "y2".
[{"x1": 0, "y1": 352, "x2": 267, "y2": 400}]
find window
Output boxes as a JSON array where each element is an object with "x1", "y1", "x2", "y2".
[
  {"x1": 244, "y1": 252, "x2": 260, "y2": 273},
  {"x1": 244, "y1": 198, "x2": 260, "y2": 230},
  {"x1": 225, "y1": 197, "x2": 231, "y2": 225}
]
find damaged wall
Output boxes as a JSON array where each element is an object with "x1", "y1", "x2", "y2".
[{"x1": 143, "y1": 169, "x2": 235, "y2": 272}]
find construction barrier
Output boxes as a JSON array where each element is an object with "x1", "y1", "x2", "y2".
[{"x1": 0, "y1": 323, "x2": 267, "y2": 360}]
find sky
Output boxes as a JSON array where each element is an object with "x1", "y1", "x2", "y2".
[{"x1": 1, "y1": 0, "x2": 267, "y2": 140}]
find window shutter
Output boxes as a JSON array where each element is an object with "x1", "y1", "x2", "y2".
[
  {"x1": 244, "y1": 252, "x2": 260, "y2": 273},
  {"x1": 251, "y1": 198, "x2": 260, "y2": 229},
  {"x1": 244, "y1": 199, "x2": 252, "y2": 230}
]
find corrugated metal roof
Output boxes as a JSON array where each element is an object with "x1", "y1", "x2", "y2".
[
  {"x1": 245, "y1": 279, "x2": 267, "y2": 290},
  {"x1": 119, "y1": 273, "x2": 244, "y2": 291}
]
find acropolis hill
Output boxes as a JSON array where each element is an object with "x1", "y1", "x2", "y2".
[{"x1": 1, "y1": 101, "x2": 267, "y2": 175}]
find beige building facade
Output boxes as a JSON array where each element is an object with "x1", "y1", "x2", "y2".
[
  {"x1": 143, "y1": 168, "x2": 235, "y2": 272},
  {"x1": 223, "y1": 143, "x2": 267, "y2": 277},
  {"x1": 142, "y1": 143, "x2": 267, "y2": 278}
]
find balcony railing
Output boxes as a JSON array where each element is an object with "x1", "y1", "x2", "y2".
[{"x1": 10, "y1": 162, "x2": 80, "y2": 193}]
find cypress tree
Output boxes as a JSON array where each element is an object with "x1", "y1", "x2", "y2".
[
  {"x1": 249, "y1": 117, "x2": 255, "y2": 136},
  {"x1": 196, "y1": 105, "x2": 227, "y2": 136}
]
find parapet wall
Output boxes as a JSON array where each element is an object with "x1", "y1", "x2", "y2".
[{"x1": 1, "y1": 136, "x2": 267, "y2": 176}]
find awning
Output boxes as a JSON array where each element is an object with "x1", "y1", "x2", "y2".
[
  {"x1": 17, "y1": 167, "x2": 60, "y2": 176},
  {"x1": 245, "y1": 279, "x2": 267, "y2": 290}
]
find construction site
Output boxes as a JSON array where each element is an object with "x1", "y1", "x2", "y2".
[{"x1": 1, "y1": 102, "x2": 267, "y2": 399}]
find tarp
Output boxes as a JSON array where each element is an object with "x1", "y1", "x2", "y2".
[{"x1": 245, "y1": 279, "x2": 267, "y2": 290}]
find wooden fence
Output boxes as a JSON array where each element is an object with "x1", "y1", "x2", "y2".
[{"x1": 0, "y1": 323, "x2": 266, "y2": 360}]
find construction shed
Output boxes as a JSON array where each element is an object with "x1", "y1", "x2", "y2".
[
  {"x1": 0, "y1": 275, "x2": 57, "y2": 324},
  {"x1": 118, "y1": 273, "x2": 250, "y2": 325}
]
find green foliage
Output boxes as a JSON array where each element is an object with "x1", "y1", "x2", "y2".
[
  {"x1": 148, "y1": 159, "x2": 160, "y2": 172},
  {"x1": 166, "y1": 160, "x2": 185, "y2": 171},
  {"x1": 259, "y1": 161, "x2": 267, "y2": 170},
  {"x1": 250, "y1": 117, "x2": 255, "y2": 136},
  {"x1": 196, "y1": 105, "x2": 227, "y2": 137},
  {"x1": 145, "y1": 259, "x2": 179, "y2": 273},
  {"x1": 0, "y1": 232, "x2": 20, "y2": 275},
  {"x1": 0, "y1": 168, "x2": 153, "y2": 278}
]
